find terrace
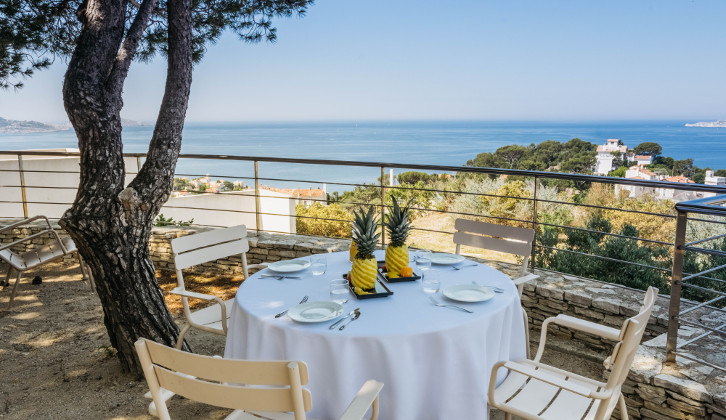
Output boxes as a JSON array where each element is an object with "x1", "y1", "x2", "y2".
[{"x1": 1, "y1": 150, "x2": 726, "y2": 419}]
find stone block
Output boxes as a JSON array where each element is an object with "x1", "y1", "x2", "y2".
[
  {"x1": 592, "y1": 297, "x2": 621, "y2": 314},
  {"x1": 653, "y1": 375, "x2": 713, "y2": 404},
  {"x1": 643, "y1": 401, "x2": 697, "y2": 419},
  {"x1": 636, "y1": 384, "x2": 667, "y2": 405},
  {"x1": 666, "y1": 398, "x2": 706, "y2": 416},
  {"x1": 564, "y1": 290, "x2": 592, "y2": 307}
]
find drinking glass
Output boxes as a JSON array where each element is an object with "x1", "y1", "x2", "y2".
[
  {"x1": 416, "y1": 250, "x2": 432, "y2": 273},
  {"x1": 311, "y1": 256, "x2": 327, "y2": 276},
  {"x1": 329, "y1": 279, "x2": 350, "y2": 302},
  {"x1": 422, "y1": 271, "x2": 440, "y2": 294}
]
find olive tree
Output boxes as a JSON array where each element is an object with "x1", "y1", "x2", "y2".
[{"x1": 1, "y1": 0, "x2": 313, "y2": 373}]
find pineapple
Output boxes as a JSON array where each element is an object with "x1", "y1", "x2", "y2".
[
  {"x1": 350, "y1": 206, "x2": 380, "y2": 290},
  {"x1": 384, "y1": 197, "x2": 412, "y2": 277}
]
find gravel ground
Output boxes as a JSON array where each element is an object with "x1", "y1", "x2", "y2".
[{"x1": 0, "y1": 262, "x2": 605, "y2": 420}]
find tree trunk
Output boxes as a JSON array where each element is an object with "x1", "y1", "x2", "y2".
[{"x1": 60, "y1": 0, "x2": 193, "y2": 373}]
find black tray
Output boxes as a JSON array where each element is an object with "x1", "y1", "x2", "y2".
[
  {"x1": 342, "y1": 272, "x2": 393, "y2": 299},
  {"x1": 376, "y1": 260, "x2": 421, "y2": 282}
]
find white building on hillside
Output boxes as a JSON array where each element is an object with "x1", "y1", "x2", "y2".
[
  {"x1": 705, "y1": 170, "x2": 726, "y2": 186},
  {"x1": 594, "y1": 139, "x2": 628, "y2": 175},
  {"x1": 632, "y1": 155, "x2": 653, "y2": 166}
]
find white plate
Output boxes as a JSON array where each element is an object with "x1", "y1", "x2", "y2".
[
  {"x1": 430, "y1": 253, "x2": 466, "y2": 265},
  {"x1": 288, "y1": 301, "x2": 344, "y2": 323},
  {"x1": 267, "y1": 259, "x2": 311, "y2": 273},
  {"x1": 442, "y1": 285, "x2": 495, "y2": 303}
]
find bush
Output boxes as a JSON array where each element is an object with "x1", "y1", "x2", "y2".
[{"x1": 296, "y1": 203, "x2": 353, "y2": 238}]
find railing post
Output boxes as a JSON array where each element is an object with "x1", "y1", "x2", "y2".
[
  {"x1": 531, "y1": 176, "x2": 539, "y2": 270},
  {"x1": 380, "y1": 165, "x2": 386, "y2": 246},
  {"x1": 17, "y1": 155, "x2": 28, "y2": 218},
  {"x1": 666, "y1": 209, "x2": 688, "y2": 364},
  {"x1": 254, "y1": 160, "x2": 262, "y2": 233}
]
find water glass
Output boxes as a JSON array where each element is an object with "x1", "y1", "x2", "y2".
[
  {"x1": 311, "y1": 256, "x2": 327, "y2": 276},
  {"x1": 422, "y1": 271, "x2": 440, "y2": 294},
  {"x1": 329, "y1": 279, "x2": 350, "y2": 301},
  {"x1": 416, "y1": 250, "x2": 432, "y2": 272}
]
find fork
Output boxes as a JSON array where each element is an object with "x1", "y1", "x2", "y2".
[
  {"x1": 472, "y1": 281, "x2": 504, "y2": 293},
  {"x1": 428, "y1": 296, "x2": 473, "y2": 313},
  {"x1": 451, "y1": 263, "x2": 477, "y2": 271},
  {"x1": 274, "y1": 295, "x2": 309, "y2": 318}
]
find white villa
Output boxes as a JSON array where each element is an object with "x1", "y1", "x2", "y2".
[
  {"x1": 594, "y1": 139, "x2": 654, "y2": 175},
  {"x1": 705, "y1": 170, "x2": 726, "y2": 186},
  {"x1": 594, "y1": 139, "x2": 628, "y2": 175}
]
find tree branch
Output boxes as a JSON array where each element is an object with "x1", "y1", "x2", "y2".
[
  {"x1": 107, "y1": 0, "x2": 158, "y2": 104},
  {"x1": 128, "y1": 0, "x2": 192, "y2": 208}
]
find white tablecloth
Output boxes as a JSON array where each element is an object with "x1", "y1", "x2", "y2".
[{"x1": 225, "y1": 250, "x2": 526, "y2": 420}]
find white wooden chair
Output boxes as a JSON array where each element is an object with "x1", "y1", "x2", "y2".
[
  {"x1": 1, "y1": 216, "x2": 93, "y2": 310},
  {"x1": 168, "y1": 225, "x2": 263, "y2": 349},
  {"x1": 135, "y1": 338, "x2": 384, "y2": 420},
  {"x1": 453, "y1": 218, "x2": 539, "y2": 356},
  {"x1": 488, "y1": 286, "x2": 658, "y2": 420}
]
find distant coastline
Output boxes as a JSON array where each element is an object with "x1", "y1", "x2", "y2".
[
  {"x1": 0, "y1": 117, "x2": 68, "y2": 134},
  {"x1": 0, "y1": 116, "x2": 149, "y2": 134},
  {"x1": 685, "y1": 120, "x2": 726, "y2": 128}
]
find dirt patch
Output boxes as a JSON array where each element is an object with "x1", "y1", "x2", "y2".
[{"x1": 0, "y1": 262, "x2": 233, "y2": 419}]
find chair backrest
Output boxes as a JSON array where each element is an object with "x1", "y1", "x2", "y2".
[
  {"x1": 453, "y1": 218, "x2": 535, "y2": 273},
  {"x1": 596, "y1": 286, "x2": 658, "y2": 418},
  {"x1": 135, "y1": 338, "x2": 312, "y2": 420},
  {"x1": 171, "y1": 225, "x2": 250, "y2": 288}
]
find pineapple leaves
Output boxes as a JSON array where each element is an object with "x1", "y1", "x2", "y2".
[{"x1": 384, "y1": 196, "x2": 412, "y2": 248}]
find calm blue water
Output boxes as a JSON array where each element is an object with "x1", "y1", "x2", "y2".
[{"x1": 2, "y1": 121, "x2": 725, "y2": 190}]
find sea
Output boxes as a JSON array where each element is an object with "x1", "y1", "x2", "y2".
[{"x1": 1, "y1": 120, "x2": 725, "y2": 192}]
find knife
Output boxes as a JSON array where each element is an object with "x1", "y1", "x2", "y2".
[
  {"x1": 329, "y1": 308, "x2": 360, "y2": 329},
  {"x1": 339, "y1": 311, "x2": 361, "y2": 330},
  {"x1": 260, "y1": 274, "x2": 301, "y2": 279}
]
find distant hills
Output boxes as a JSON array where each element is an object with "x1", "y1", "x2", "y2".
[
  {"x1": 685, "y1": 120, "x2": 726, "y2": 128},
  {"x1": 0, "y1": 117, "x2": 68, "y2": 134},
  {"x1": 0, "y1": 116, "x2": 150, "y2": 134}
]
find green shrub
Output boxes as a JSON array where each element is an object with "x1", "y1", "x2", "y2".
[{"x1": 296, "y1": 203, "x2": 353, "y2": 238}]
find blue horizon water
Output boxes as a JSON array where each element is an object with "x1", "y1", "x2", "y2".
[{"x1": 1, "y1": 120, "x2": 725, "y2": 191}]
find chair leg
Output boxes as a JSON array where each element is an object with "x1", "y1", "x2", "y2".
[
  {"x1": 618, "y1": 393, "x2": 629, "y2": 420},
  {"x1": 504, "y1": 413, "x2": 512, "y2": 420},
  {"x1": 7, "y1": 271, "x2": 23, "y2": 310},
  {"x1": 78, "y1": 254, "x2": 95, "y2": 292},
  {"x1": 175, "y1": 324, "x2": 191, "y2": 350},
  {"x1": 522, "y1": 307, "x2": 531, "y2": 359}
]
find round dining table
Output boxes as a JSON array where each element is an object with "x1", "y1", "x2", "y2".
[{"x1": 224, "y1": 250, "x2": 527, "y2": 420}]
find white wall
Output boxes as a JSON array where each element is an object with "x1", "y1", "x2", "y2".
[
  {"x1": 0, "y1": 151, "x2": 297, "y2": 233},
  {"x1": 0, "y1": 151, "x2": 139, "y2": 219},
  {"x1": 161, "y1": 189, "x2": 297, "y2": 233}
]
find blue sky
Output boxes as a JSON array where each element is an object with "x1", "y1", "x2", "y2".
[{"x1": 1, "y1": 0, "x2": 725, "y2": 123}]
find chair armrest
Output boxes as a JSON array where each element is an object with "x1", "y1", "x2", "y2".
[
  {"x1": 489, "y1": 361, "x2": 610, "y2": 400},
  {"x1": 339, "y1": 380, "x2": 384, "y2": 420},
  {"x1": 512, "y1": 273, "x2": 539, "y2": 286},
  {"x1": 534, "y1": 313, "x2": 621, "y2": 362},
  {"x1": 0, "y1": 215, "x2": 52, "y2": 233},
  {"x1": 550, "y1": 314, "x2": 621, "y2": 341},
  {"x1": 167, "y1": 288, "x2": 228, "y2": 333},
  {"x1": 0, "y1": 228, "x2": 68, "y2": 253}
]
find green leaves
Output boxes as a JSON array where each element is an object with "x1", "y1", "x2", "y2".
[{"x1": 384, "y1": 196, "x2": 412, "y2": 247}]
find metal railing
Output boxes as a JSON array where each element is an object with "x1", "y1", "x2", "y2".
[
  {"x1": 666, "y1": 195, "x2": 726, "y2": 372},
  {"x1": 4, "y1": 149, "x2": 726, "y2": 370}
]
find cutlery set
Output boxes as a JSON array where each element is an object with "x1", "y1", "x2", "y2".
[
  {"x1": 275, "y1": 295, "x2": 308, "y2": 318},
  {"x1": 261, "y1": 274, "x2": 301, "y2": 280}
]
